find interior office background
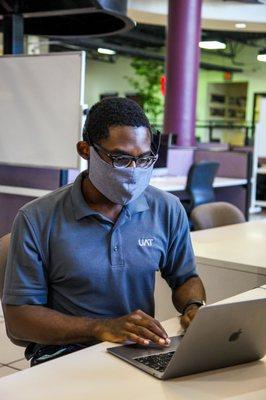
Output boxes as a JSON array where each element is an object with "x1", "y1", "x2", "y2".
[
  {"x1": 0, "y1": 27, "x2": 265, "y2": 147},
  {"x1": 0, "y1": 0, "x2": 266, "y2": 381}
]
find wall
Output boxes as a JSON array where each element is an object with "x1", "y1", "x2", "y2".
[
  {"x1": 84, "y1": 56, "x2": 136, "y2": 107},
  {"x1": 84, "y1": 44, "x2": 266, "y2": 135},
  {"x1": 200, "y1": 45, "x2": 266, "y2": 122}
]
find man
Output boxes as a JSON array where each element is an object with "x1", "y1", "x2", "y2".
[{"x1": 3, "y1": 97, "x2": 205, "y2": 366}]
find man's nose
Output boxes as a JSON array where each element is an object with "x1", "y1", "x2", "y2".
[{"x1": 128, "y1": 160, "x2": 136, "y2": 168}]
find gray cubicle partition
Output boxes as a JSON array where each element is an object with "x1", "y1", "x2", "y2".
[{"x1": 0, "y1": 52, "x2": 86, "y2": 236}]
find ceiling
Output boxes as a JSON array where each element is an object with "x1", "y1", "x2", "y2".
[
  {"x1": 23, "y1": 0, "x2": 266, "y2": 62},
  {"x1": 128, "y1": 0, "x2": 266, "y2": 32},
  {"x1": 48, "y1": 22, "x2": 266, "y2": 71},
  {"x1": 0, "y1": 0, "x2": 266, "y2": 72},
  {"x1": 0, "y1": 0, "x2": 134, "y2": 36}
]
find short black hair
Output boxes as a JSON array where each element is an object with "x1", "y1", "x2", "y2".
[{"x1": 83, "y1": 97, "x2": 151, "y2": 144}]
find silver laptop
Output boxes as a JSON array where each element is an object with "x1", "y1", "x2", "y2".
[{"x1": 107, "y1": 297, "x2": 266, "y2": 380}]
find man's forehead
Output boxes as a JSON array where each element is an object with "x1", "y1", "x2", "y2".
[
  {"x1": 101, "y1": 126, "x2": 151, "y2": 155},
  {"x1": 103, "y1": 125, "x2": 151, "y2": 144}
]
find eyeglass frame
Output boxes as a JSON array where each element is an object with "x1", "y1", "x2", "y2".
[{"x1": 89, "y1": 130, "x2": 161, "y2": 169}]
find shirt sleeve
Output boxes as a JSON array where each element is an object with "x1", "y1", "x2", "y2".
[
  {"x1": 2, "y1": 210, "x2": 48, "y2": 306},
  {"x1": 160, "y1": 200, "x2": 198, "y2": 289}
]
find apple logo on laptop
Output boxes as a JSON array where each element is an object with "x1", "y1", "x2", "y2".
[{"x1": 229, "y1": 329, "x2": 242, "y2": 342}]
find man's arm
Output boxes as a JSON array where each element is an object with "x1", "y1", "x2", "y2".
[
  {"x1": 3, "y1": 304, "x2": 170, "y2": 347},
  {"x1": 172, "y1": 276, "x2": 206, "y2": 330}
]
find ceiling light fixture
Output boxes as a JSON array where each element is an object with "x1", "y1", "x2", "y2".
[
  {"x1": 235, "y1": 23, "x2": 247, "y2": 29},
  {"x1": 97, "y1": 48, "x2": 116, "y2": 55},
  {"x1": 257, "y1": 49, "x2": 266, "y2": 62},
  {"x1": 199, "y1": 41, "x2": 226, "y2": 50}
]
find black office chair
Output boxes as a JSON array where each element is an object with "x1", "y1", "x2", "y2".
[{"x1": 182, "y1": 160, "x2": 220, "y2": 215}]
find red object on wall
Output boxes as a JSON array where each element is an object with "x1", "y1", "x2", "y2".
[
  {"x1": 160, "y1": 75, "x2": 166, "y2": 96},
  {"x1": 224, "y1": 71, "x2": 232, "y2": 81}
]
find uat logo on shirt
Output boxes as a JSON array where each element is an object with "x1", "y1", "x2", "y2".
[{"x1": 138, "y1": 238, "x2": 154, "y2": 247}]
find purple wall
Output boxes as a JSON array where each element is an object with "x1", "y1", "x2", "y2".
[
  {"x1": 194, "y1": 150, "x2": 248, "y2": 179},
  {"x1": 167, "y1": 147, "x2": 194, "y2": 176},
  {"x1": 0, "y1": 165, "x2": 61, "y2": 236}
]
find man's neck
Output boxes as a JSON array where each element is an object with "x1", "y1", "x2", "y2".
[{"x1": 81, "y1": 175, "x2": 122, "y2": 222}]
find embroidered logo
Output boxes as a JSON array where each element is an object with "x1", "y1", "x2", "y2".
[{"x1": 138, "y1": 238, "x2": 154, "y2": 247}]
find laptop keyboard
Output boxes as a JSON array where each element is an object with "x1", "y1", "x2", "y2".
[{"x1": 134, "y1": 351, "x2": 175, "y2": 373}]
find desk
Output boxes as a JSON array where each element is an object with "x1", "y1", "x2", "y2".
[
  {"x1": 0, "y1": 289, "x2": 265, "y2": 400},
  {"x1": 154, "y1": 220, "x2": 266, "y2": 321},
  {"x1": 191, "y1": 220, "x2": 266, "y2": 303},
  {"x1": 150, "y1": 175, "x2": 249, "y2": 219},
  {"x1": 150, "y1": 176, "x2": 247, "y2": 192},
  {"x1": 0, "y1": 177, "x2": 247, "y2": 198}
]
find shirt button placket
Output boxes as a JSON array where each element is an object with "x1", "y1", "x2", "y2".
[{"x1": 111, "y1": 229, "x2": 123, "y2": 266}]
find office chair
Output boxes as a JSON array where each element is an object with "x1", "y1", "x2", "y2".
[
  {"x1": 182, "y1": 160, "x2": 220, "y2": 215},
  {"x1": 190, "y1": 202, "x2": 245, "y2": 231},
  {"x1": 0, "y1": 233, "x2": 29, "y2": 347}
]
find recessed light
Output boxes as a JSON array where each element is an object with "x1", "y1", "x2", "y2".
[
  {"x1": 235, "y1": 23, "x2": 247, "y2": 29},
  {"x1": 97, "y1": 48, "x2": 116, "y2": 55},
  {"x1": 199, "y1": 41, "x2": 226, "y2": 50}
]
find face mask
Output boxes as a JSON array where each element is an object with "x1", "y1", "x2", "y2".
[{"x1": 88, "y1": 147, "x2": 153, "y2": 205}]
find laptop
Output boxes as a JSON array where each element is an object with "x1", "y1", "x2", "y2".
[{"x1": 107, "y1": 297, "x2": 266, "y2": 380}]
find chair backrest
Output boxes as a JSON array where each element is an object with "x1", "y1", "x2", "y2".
[
  {"x1": 186, "y1": 160, "x2": 220, "y2": 209},
  {"x1": 0, "y1": 233, "x2": 29, "y2": 347},
  {"x1": 0, "y1": 233, "x2": 11, "y2": 298},
  {"x1": 190, "y1": 201, "x2": 245, "y2": 231}
]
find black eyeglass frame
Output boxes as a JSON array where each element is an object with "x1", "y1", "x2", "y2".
[{"x1": 90, "y1": 130, "x2": 162, "y2": 169}]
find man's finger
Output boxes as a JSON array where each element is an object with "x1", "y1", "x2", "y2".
[
  {"x1": 180, "y1": 308, "x2": 198, "y2": 330},
  {"x1": 137, "y1": 319, "x2": 168, "y2": 340},
  {"x1": 131, "y1": 325, "x2": 170, "y2": 346},
  {"x1": 180, "y1": 314, "x2": 191, "y2": 330},
  {"x1": 131, "y1": 310, "x2": 169, "y2": 338},
  {"x1": 126, "y1": 332, "x2": 150, "y2": 346}
]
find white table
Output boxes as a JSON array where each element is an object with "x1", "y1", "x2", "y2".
[
  {"x1": 150, "y1": 176, "x2": 247, "y2": 192},
  {"x1": 0, "y1": 176, "x2": 247, "y2": 198},
  {"x1": 191, "y1": 220, "x2": 266, "y2": 303},
  {"x1": 0, "y1": 288, "x2": 265, "y2": 400},
  {"x1": 154, "y1": 220, "x2": 266, "y2": 322}
]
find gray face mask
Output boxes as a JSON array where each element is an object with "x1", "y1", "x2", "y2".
[{"x1": 88, "y1": 147, "x2": 154, "y2": 205}]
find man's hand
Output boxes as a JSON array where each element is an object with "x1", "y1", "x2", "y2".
[
  {"x1": 180, "y1": 306, "x2": 200, "y2": 330},
  {"x1": 93, "y1": 309, "x2": 170, "y2": 347}
]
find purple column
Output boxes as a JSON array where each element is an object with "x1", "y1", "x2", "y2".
[{"x1": 163, "y1": 0, "x2": 202, "y2": 146}]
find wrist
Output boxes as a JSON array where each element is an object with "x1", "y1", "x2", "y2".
[
  {"x1": 85, "y1": 318, "x2": 106, "y2": 340},
  {"x1": 183, "y1": 304, "x2": 200, "y2": 315},
  {"x1": 181, "y1": 299, "x2": 206, "y2": 316}
]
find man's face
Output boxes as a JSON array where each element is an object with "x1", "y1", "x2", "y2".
[
  {"x1": 99, "y1": 126, "x2": 151, "y2": 164},
  {"x1": 77, "y1": 125, "x2": 152, "y2": 165}
]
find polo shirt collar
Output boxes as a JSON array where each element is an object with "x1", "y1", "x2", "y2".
[
  {"x1": 125, "y1": 192, "x2": 150, "y2": 217},
  {"x1": 71, "y1": 172, "x2": 98, "y2": 220},
  {"x1": 71, "y1": 171, "x2": 150, "y2": 220}
]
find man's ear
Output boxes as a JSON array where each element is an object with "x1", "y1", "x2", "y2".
[{"x1": 77, "y1": 141, "x2": 90, "y2": 160}]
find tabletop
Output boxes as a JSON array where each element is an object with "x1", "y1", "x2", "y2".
[
  {"x1": 0, "y1": 176, "x2": 247, "y2": 198},
  {"x1": 150, "y1": 176, "x2": 247, "y2": 192},
  {"x1": 191, "y1": 219, "x2": 266, "y2": 275},
  {"x1": 0, "y1": 288, "x2": 265, "y2": 400}
]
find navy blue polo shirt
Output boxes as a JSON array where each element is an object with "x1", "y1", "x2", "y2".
[{"x1": 3, "y1": 171, "x2": 198, "y2": 318}]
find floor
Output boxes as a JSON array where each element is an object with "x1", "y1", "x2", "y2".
[
  {"x1": 0, "y1": 303, "x2": 29, "y2": 378},
  {"x1": 0, "y1": 209, "x2": 265, "y2": 379}
]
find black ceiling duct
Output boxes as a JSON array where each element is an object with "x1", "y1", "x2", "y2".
[{"x1": 0, "y1": 0, "x2": 135, "y2": 37}]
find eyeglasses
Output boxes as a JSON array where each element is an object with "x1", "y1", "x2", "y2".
[{"x1": 91, "y1": 142, "x2": 159, "y2": 169}]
